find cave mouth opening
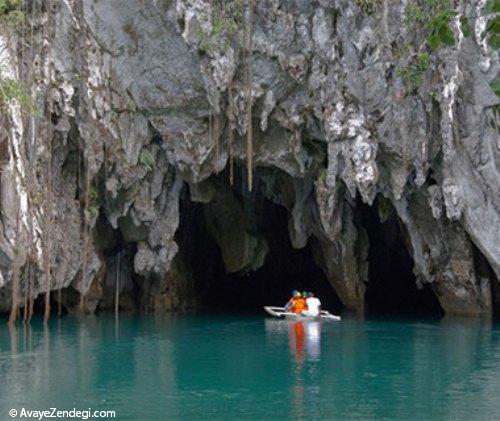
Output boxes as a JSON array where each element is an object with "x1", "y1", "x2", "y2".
[
  {"x1": 177, "y1": 183, "x2": 343, "y2": 314},
  {"x1": 359, "y1": 198, "x2": 444, "y2": 317}
]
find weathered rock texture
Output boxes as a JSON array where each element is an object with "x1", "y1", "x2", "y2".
[{"x1": 0, "y1": 0, "x2": 498, "y2": 316}]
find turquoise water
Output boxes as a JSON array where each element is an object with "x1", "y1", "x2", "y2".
[{"x1": 0, "y1": 314, "x2": 499, "y2": 420}]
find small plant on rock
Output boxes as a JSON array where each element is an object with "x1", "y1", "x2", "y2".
[
  {"x1": 355, "y1": 0, "x2": 382, "y2": 15},
  {"x1": 139, "y1": 148, "x2": 155, "y2": 172},
  {"x1": 196, "y1": 1, "x2": 243, "y2": 54},
  {"x1": 0, "y1": 0, "x2": 23, "y2": 27},
  {"x1": 0, "y1": 76, "x2": 32, "y2": 114},
  {"x1": 397, "y1": 52, "x2": 430, "y2": 94}
]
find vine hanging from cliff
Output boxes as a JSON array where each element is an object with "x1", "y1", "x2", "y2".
[
  {"x1": 245, "y1": 0, "x2": 255, "y2": 192},
  {"x1": 228, "y1": 82, "x2": 235, "y2": 185},
  {"x1": 43, "y1": 0, "x2": 56, "y2": 323}
]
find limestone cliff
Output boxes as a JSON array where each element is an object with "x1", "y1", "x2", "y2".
[{"x1": 0, "y1": 0, "x2": 498, "y2": 317}]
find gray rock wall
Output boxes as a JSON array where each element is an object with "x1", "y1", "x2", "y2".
[{"x1": 0, "y1": 0, "x2": 498, "y2": 316}]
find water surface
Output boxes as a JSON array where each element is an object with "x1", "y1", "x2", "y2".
[{"x1": 0, "y1": 314, "x2": 499, "y2": 420}]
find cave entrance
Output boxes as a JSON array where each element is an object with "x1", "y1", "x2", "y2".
[
  {"x1": 177, "y1": 182, "x2": 343, "y2": 313},
  {"x1": 359, "y1": 198, "x2": 443, "y2": 317}
]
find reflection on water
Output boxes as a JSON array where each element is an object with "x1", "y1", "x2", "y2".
[
  {"x1": 292, "y1": 321, "x2": 321, "y2": 418},
  {"x1": 265, "y1": 319, "x2": 322, "y2": 362},
  {"x1": 0, "y1": 315, "x2": 499, "y2": 420}
]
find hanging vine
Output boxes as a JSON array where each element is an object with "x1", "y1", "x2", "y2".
[
  {"x1": 0, "y1": 0, "x2": 37, "y2": 325},
  {"x1": 80, "y1": 154, "x2": 92, "y2": 314},
  {"x1": 115, "y1": 252, "x2": 120, "y2": 317},
  {"x1": 42, "y1": 0, "x2": 55, "y2": 323},
  {"x1": 214, "y1": 110, "x2": 220, "y2": 172},
  {"x1": 228, "y1": 82, "x2": 235, "y2": 185},
  {"x1": 8, "y1": 215, "x2": 21, "y2": 326},
  {"x1": 244, "y1": 0, "x2": 255, "y2": 192}
]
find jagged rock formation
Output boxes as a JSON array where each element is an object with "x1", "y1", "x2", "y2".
[{"x1": 0, "y1": 0, "x2": 498, "y2": 317}]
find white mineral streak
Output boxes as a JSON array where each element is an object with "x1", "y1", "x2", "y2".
[
  {"x1": 0, "y1": 36, "x2": 40, "y2": 262},
  {"x1": 440, "y1": 14, "x2": 464, "y2": 220}
]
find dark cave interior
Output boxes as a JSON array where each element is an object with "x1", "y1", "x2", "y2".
[
  {"x1": 358, "y1": 199, "x2": 444, "y2": 317},
  {"x1": 177, "y1": 185, "x2": 343, "y2": 313},
  {"x1": 176, "y1": 178, "x2": 445, "y2": 317}
]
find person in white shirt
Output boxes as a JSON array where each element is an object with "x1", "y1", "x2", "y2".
[{"x1": 303, "y1": 292, "x2": 321, "y2": 317}]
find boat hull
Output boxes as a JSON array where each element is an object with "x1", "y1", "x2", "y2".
[{"x1": 264, "y1": 306, "x2": 341, "y2": 321}]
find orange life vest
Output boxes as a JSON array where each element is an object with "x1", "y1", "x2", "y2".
[{"x1": 292, "y1": 298, "x2": 307, "y2": 314}]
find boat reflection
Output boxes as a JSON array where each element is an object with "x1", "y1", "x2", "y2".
[
  {"x1": 288, "y1": 320, "x2": 321, "y2": 419},
  {"x1": 264, "y1": 318, "x2": 322, "y2": 362}
]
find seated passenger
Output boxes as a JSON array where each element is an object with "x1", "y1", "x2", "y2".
[
  {"x1": 292, "y1": 293, "x2": 307, "y2": 314},
  {"x1": 285, "y1": 290, "x2": 300, "y2": 311},
  {"x1": 302, "y1": 292, "x2": 321, "y2": 317}
]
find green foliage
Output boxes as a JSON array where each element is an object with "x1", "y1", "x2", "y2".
[
  {"x1": 0, "y1": 0, "x2": 23, "y2": 27},
  {"x1": 485, "y1": 0, "x2": 500, "y2": 13},
  {"x1": 89, "y1": 183, "x2": 99, "y2": 201},
  {"x1": 397, "y1": 52, "x2": 430, "y2": 93},
  {"x1": 460, "y1": 16, "x2": 472, "y2": 38},
  {"x1": 317, "y1": 168, "x2": 328, "y2": 184},
  {"x1": 139, "y1": 148, "x2": 155, "y2": 172},
  {"x1": 483, "y1": 5, "x2": 500, "y2": 50},
  {"x1": 354, "y1": 0, "x2": 382, "y2": 14},
  {"x1": 398, "y1": 1, "x2": 469, "y2": 94},
  {"x1": 0, "y1": 1, "x2": 28, "y2": 114},
  {"x1": 483, "y1": 1, "x2": 500, "y2": 98},
  {"x1": 491, "y1": 79, "x2": 500, "y2": 97},
  {"x1": 197, "y1": 1, "x2": 243, "y2": 53},
  {"x1": 0, "y1": 77, "x2": 32, "y2": 114},
  {"x1": 404, "y1": 1, "x2": 460, "y2": 50},
  {"x1": 427, "y1": 9, "x2": 459, "y2": 49}
]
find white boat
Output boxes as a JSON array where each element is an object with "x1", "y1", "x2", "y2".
[{"x1": 264, "y1": 306, "x2": 341, "y2": 321}]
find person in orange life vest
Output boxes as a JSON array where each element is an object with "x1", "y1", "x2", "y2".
[
  {"x1": 285, "y1": 290, "x2": 300, "y2": 311},
  {"x1": 292, "y1": 292, "x2": 307, "y2": 314}
]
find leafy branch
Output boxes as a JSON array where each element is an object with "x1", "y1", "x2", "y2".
[{"x1": 398, "y1": 1, "x2": 469, "y2": 94}]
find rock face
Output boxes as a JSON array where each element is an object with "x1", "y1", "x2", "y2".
[{"x1": 0, "y1": 0, "x2": 498, "y2": 316}]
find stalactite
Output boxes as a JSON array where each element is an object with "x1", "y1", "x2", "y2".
[
  {"x1": 245, "y1": 0, "x2": 255, "y2": 192},
  {"x1": 228, "y1": 84, "x2": 235, "y2": 185}
]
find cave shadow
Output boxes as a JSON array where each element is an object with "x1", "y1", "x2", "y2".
[
  {"x1": 358, "y1": 198, "x2": 444, "y2": 318},
  {"x1": 176, "y1": 186, "x2": 343, "y2": 314}
]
